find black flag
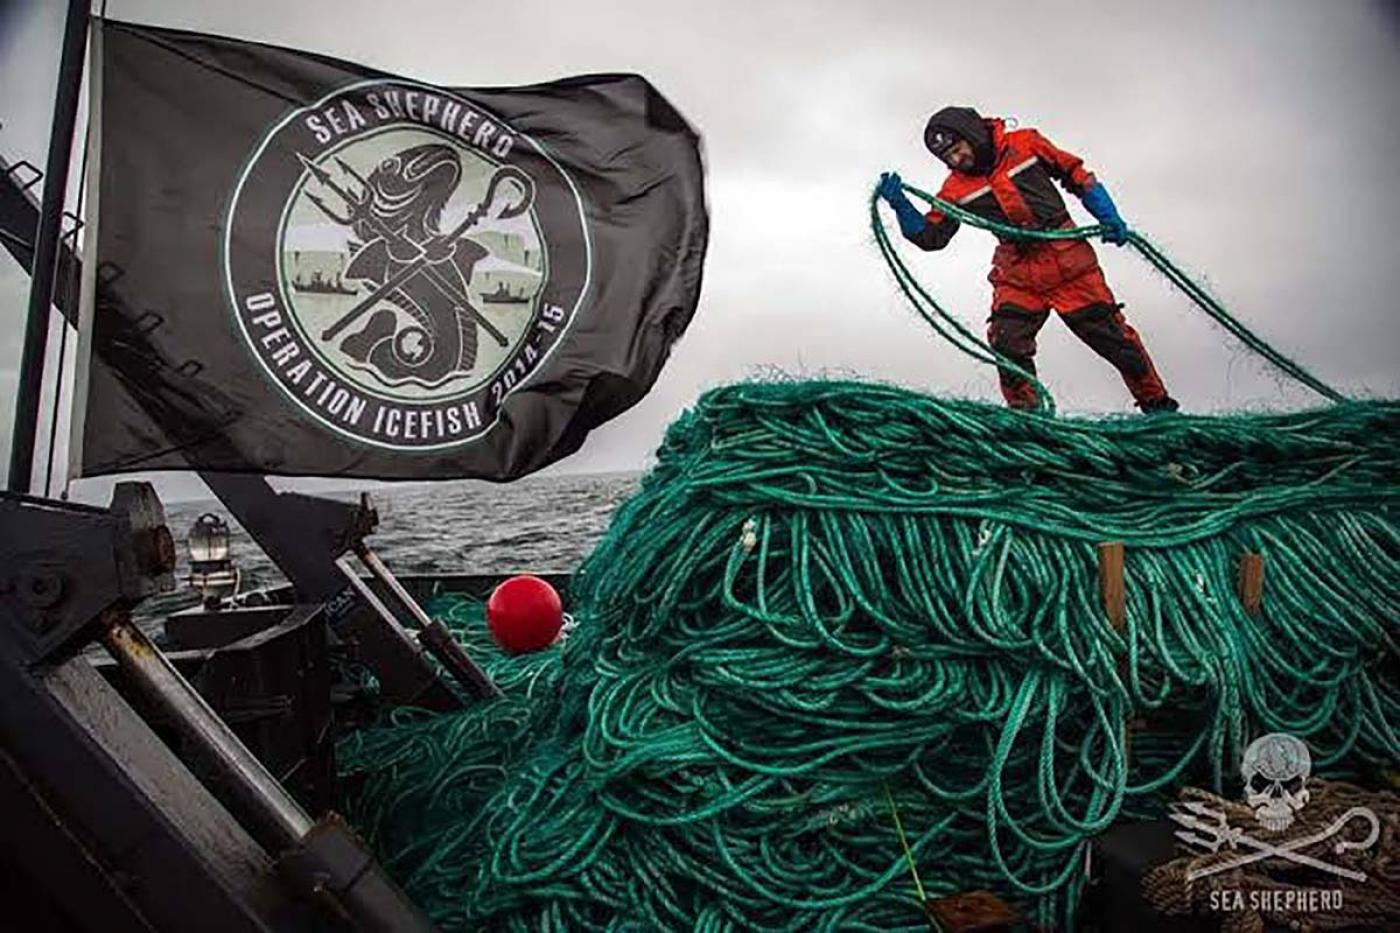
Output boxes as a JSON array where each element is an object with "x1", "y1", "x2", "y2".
[{"x1": 76, "y1": 20, "x2": 707, "y2": 480}]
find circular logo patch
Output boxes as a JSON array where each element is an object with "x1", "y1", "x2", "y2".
[{"x1": 223, "y1": 79, "x2": 590, "y2": 450}]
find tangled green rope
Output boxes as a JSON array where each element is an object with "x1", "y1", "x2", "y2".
[
  {"x1": 339, "y1": 381, "x2": 1398, "y2": 931},
  {"x1": 871, "y1": 181, "x2": 1348, "y2": 410}
]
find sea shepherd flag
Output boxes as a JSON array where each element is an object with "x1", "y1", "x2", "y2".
[{"x1": 75, "y1": 20, "x2": 706, "y2": 480}]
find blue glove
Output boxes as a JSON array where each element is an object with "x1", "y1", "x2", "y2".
[
  {"x1": 877, "y1": 171, "x2": 928, "y2": 239},
  {"x1": 1081, "y1": 182, "x2": 1128, "y2": 245}
]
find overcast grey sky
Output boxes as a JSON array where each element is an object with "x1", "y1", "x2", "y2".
[{"x1": 2, "y1": 0, "x2": 1398, "y2": 503}]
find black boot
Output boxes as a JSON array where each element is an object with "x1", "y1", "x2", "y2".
[{"x1": 1138, "y1": 395, "x2": 1180, "y2": 414}]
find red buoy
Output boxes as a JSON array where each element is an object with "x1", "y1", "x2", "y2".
[{"x1": 486, "y1": 575, "x2": 564, "y2": 654}]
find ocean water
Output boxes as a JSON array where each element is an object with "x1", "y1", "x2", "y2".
[{"x1": 141, "y1": 471, "x2": 641, "y2": 625}]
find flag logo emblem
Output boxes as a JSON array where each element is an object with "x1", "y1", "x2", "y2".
[{"x1": 222, "y1": 79, "x2": 591, "y2": 450}]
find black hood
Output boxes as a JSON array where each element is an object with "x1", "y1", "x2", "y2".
[{"x1": 924, "y1": 106, "x2": 996, "y2": 175}]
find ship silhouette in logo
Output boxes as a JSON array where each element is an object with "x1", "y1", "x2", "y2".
[
  {"x1": 291, "y1": 269, "x2": 357, "y2": 296},
  {"x1": 480, "y1": 282, "x2": 530, "y2": 305}
]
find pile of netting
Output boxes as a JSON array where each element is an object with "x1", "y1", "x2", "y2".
[{"x1": 338, "y1": 380, "x2": 1399, "y2": 931}]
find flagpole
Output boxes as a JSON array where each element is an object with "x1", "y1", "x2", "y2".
[{"x1": 8, "y1": 0, "x2": 89, "y2": 494}]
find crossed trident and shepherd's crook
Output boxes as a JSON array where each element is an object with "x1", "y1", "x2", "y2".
[
  {"x1": 1172, "y1": 800, "x2": 1381, "y2": 882},
  {"x1": 297, "y1": 152, "x2": 534, "y2": 348}
]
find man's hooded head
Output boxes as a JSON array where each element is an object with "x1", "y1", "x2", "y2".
[{"x1": 924, "y1": 106, "x2": 996, "y2": 175}]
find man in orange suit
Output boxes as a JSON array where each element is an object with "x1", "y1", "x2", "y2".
[{"x1": 880, "y1": 106, "x2": 1178, "y2": 413}]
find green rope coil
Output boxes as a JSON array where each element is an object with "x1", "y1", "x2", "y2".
[
  {"x1": 339, "y1": 381, "x2": 1398, "y2": 931},
  {"x1": 871, "y1": 181, "x2": 1348, "y2": 408}
]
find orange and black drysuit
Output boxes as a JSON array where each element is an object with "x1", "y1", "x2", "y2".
[{"x1": 909, "y1": 107, "x2": 1173, "y2": 411}]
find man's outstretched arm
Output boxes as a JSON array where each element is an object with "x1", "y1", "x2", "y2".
[
  {"x1": 877, "y1": 171, "x2": 960, "y2": 251},
  {"x1": 1028, "y1": 131, "x2": 1129, "y2": 245}
]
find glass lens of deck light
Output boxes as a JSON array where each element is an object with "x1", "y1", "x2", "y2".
[{"x1": 188, "y1": 513, "x2": 230, "y2": 563}]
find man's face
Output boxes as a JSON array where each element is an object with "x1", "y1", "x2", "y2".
[{"x1": 940, "y1": 138, "x2": 975, "y2": 172}]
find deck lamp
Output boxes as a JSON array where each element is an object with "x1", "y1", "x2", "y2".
[{"x1": 187, "y1": 513, "x2": 240, "y2": 607}]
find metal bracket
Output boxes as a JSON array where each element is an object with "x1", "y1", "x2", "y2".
[
  {"x1": 335, "y1": 549, "x2": 499, "y2": 701},
  {"x1": 3, "y1": 157, "x2": 43, "y2": 190},
  {"x1": 277, "y1": 813, "x2": 435, "y2": 931},
  {"x1": 0, "y1": 484, "x2": 174, "y2": 665}
]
